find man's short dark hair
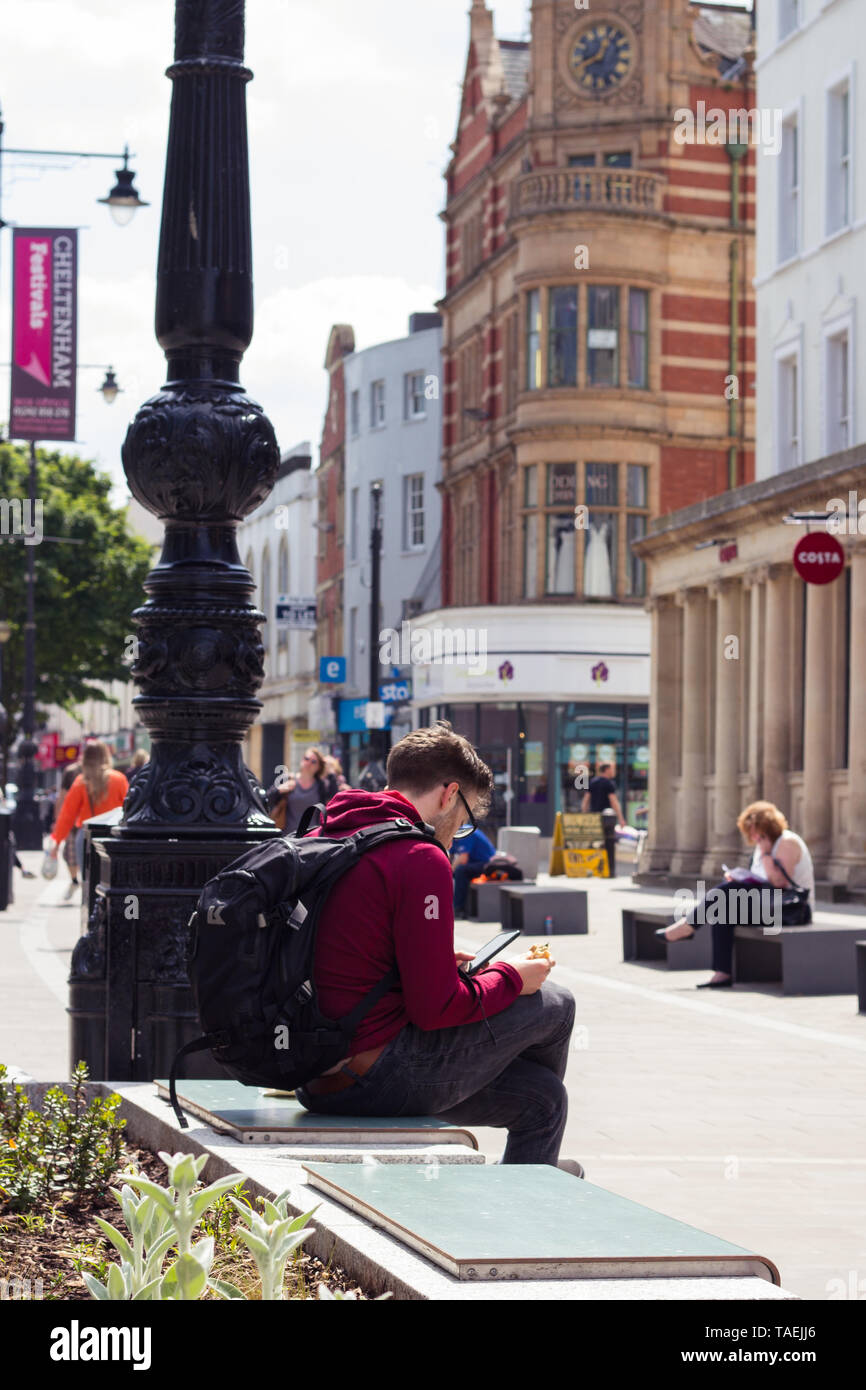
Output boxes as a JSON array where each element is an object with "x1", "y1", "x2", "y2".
[
  {"x1": 387, "y1": 720, "x2": 493, "y2": 815},
  {"x1": 598, "y1": 762, "x2": 612, "y2": 774}
]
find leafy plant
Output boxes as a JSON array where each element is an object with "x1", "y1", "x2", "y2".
[
  {"x1": 0, "y1": 1062, "x2": 126, "y2": 1212},
  {"x1": 83, "y1": 1151, "x2": 320, "y2": 1302},
  {"x1": 213, "y1": 1192, "x2": 317, "y2": 1302}
]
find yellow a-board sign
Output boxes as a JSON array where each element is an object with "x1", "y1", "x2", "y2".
[{"x1": 549, "y1": 811, "x2": 610, "y2": 878}]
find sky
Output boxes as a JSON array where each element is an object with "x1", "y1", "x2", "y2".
[{"x1": 0, "y1": 0, "x2": 749, "y2": 502}]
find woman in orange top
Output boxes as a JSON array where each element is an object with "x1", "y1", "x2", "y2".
[{"x1": 49, "y1": 740, "x2": 129, "y2": 874}]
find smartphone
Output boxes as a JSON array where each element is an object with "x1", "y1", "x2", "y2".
[{"x1": 462, "y1": 928, "x2": 522, "y2": 976}]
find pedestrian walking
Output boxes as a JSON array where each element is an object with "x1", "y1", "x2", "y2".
[
  {"x1": 267, "y1": 746, "x2": 333, "y2": 835},
  {"x1": 48, "y1": 741, "x2": 129, "y2": 883},
  {"x1": 52, "y1": 761, "x2": 82, "y2": 900},
  {"x1": 582, "y1": 760, "x2": 626, "y2": 828}
]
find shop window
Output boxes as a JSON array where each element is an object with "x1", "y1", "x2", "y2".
[
  {"x1": 548, "y1": 287, "x2": 578, "y2": 387},
  {"x1": 587, "y1": 286, "x2": 619, "y2": 386}
]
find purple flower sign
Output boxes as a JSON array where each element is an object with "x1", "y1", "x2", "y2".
[{"x1": 498, "y1": 660, "x2": 514, "y2": 683}]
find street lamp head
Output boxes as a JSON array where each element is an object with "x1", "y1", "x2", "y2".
[
  {"x1": 98, "y1": 367, "x2": 122, "y2": 404},
  {"x1": 97, "y1": 147, "x2": 149, "y2": 226}
]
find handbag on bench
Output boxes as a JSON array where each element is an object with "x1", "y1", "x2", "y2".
[{"x1": 771, "y1": 854, "x2": 812, "y2": 926}]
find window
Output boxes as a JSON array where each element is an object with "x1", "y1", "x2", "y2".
[
  {"x1": 349, "y1": 606, "x2": 358, "y2": 688},
  {"x1": 523, "y1": 514, "x2": 539, "y2": 599},
  {"x1": 504, "y1": 311, "x2": 519, "y2": 414},
  {"x1": 404, "y1": 473, "x2": 425, "y2": 549},
  {"x1": 544, "y1": 464, "x2": 576, "y2": 596},
  {"x1": 461, "y1": 212, "x2": 483, "y2": 278},
  {"x1": 826, "y1": 80, "x2": 851, "y2": 236},
  {"x1": 826, "y1": 328, "x2": 850, "y2": 453},
  {"x1": 459, "y1": 339, "x2": 484, "y2": 440},
  {"x1": 548, "y1": 287, "x2": 578, "y2": 387},
  {"x1": 370, "y1": 380, "x2": 385, "y2": 427},
  {"x1": 628, "y1": 289, "x2": 649, "y2": 388},
  {"x1": 318, "y1": 477, "x2": 328, "y2": 559},
  {"x1": 626, "y1": 515, "x2": 647, "y2": 597},
  {"x1": 603, "y1": 151, "x2": 632, "y2": 168},
  {"x1": 261, "y1": 545, "x2": 272, "y2": 662},
  {"x1": 350, "y1": 389, "x2": 360, "y2": 436},
  {"x1": 776, "y1": 351, "x2": 801, "y2": 471},
  {"x1": 277, "y1": 538, "x2": 289, "y2": 650},
  {"x1": 405, "y1": 371, "x2": 426, "y2": 419},
  {"x1": 587, "y1": 286, "x2": 619, "y2": 386},
  {"x1": 778, "y1": 0, "x2": 799, "y2": 41},
  {"x1": 779, "y1": 113, "x2": 799, "y2": 262},
  {"x1": 349, "y1": 486, "x2": 359, "y2": 562},
  {"x1": 526, "y1": 290, "x2": 542, "y2": 390},
  {"x1": 457, "y1": 497, "x2": 477, "y2": 604}
]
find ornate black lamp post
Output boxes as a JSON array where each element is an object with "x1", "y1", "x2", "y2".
[{"x1": 69, "y1": 0, "x2": 280, "y2": 1080}]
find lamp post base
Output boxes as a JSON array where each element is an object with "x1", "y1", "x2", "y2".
[{"x1": 12, "y1": 799, "x2": 43, "y2": 852}]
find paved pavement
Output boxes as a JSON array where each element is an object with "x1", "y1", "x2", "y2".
[{"x1": 2, "y1": 849, "x2": 865, "y2": 1300}]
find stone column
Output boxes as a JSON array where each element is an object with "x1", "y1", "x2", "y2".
[
  {"x1": 802, "y1": 578, "x2": 836, "y2": 873},
  {"x1": 762, "y1": 564, "x2": 792, "y2": 812},
  {"x1": 641, "y1": 595, "x2": 680, "y2": 875},
  {"x1": 846, "y1": 545, "x2": 866, "y2": 886},
  {"x1": 670, "y1": 586, "x2": 708, "y2": 877},
  {"x1": 702, "y1": 578, "x2": 742, "y2": 877},
  {"x1": 744, "y1": 568, "x2": 765, "y2": 805}
]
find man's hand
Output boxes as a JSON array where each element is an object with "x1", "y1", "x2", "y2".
[
  {"x1": 507, "y1": 950, "x2": 555, "y2": 995},
  {"x1": 455, "y1": 951, "x2": 475, "y2": 972}
]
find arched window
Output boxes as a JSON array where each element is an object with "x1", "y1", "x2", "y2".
[
  {"x1": 277, "y1": 537, "x2": 289, "y2": 651},
  {"x1": 261, "y1": 544, "x2": 272, "y2": 668}
]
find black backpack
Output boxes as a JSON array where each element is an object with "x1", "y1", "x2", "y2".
[{"x1": 169, "y1": 806, "x2": 441, "y2": 1127}]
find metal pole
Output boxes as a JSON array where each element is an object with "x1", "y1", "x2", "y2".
[
  {"x1": 13, "y1": 441, "x2": 42, "y2": 849},
  {"x1": 69, "y1": 0, "x2": 280, "y2": 1082},
  {"x1": 368, "y1": 482, "x2": 382, "y2": 766}
]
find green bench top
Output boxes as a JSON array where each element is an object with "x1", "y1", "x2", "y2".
[
  {"x1": 302, "y1": 1162, "x2": 780, "y2": 1284},
  {"x1": 154, "y1": 1080, "x2": 477, "y2": 1148}
]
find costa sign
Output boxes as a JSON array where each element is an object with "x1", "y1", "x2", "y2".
[
  {"x1": 9, "y1": 228, "x2": 78, "y2": 441},
  {"x1": 793, "y1": 532, "x2": 845, "y2": 585}
]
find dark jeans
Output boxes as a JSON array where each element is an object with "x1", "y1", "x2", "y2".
[
  {"x1": 296, "y1": 981, "x2": 576, "y2": 1165},
  {"x1": 453, "y1": 859, "x2": 489, "y2": 914},
  {"x1": 685, "y1": 879, "x2": 781, "y2": 975}
]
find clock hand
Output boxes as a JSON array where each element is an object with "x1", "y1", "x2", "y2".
[{"x1": 575, "y1": 35, "x2": 614, "y2": 78}]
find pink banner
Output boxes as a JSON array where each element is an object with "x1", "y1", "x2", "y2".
[{"x1": 9, "y1": 228, "x2": 77, "y2": 441}]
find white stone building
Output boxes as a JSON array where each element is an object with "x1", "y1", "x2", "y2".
[
  {"x1": 239, "y1": 442, "x2": 319, "y2": 788},
  {"x1": 755, "y1": 0, "x2": 864, "y2": 477}
]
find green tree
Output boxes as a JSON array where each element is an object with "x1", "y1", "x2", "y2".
[{"x1": 0, "y1": 442, "x2": 154, "y2": 784}]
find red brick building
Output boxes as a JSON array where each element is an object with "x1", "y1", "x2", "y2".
[
  {"x1": 439, "y1": 0, "x2": 757, "y2": 608},
  {"x1": 316, "y1": 325, "x2": 353, "y2": 671},
  {"x1": 412, "y1": 0, "x2": 757, "y2": 837}
]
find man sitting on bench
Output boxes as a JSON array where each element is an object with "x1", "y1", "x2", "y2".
[{"x1": 295, "y1": 722, "x2": 580, "y2": 1170}]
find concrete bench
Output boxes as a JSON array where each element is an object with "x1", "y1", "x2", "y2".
[
  {"x1": 467, "y1": 879, "x2": 507, "y2": 922},
  {"x1": 732, "y1": 922, "x2": 866, "y2": 995},
  {"x1": 156, "y1": 1079, "x2": 480, "y2": 1153},
  {"x1": 622, "y1": 905, "x2": 713, "y2": 970},
  {"x1": 501, "y1": 884, "x2": 588, "y2": 935},
  {"x1": 301, "y1": 1161, "x2": 781, "y2": 1285}
]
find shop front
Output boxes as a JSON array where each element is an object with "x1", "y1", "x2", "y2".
[{"x1": 411, "y1": 604, "x2": 651, "y2": 838}]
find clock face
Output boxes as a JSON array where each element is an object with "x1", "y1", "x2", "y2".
[{"x1": 569, "y1": 21, "x2": 633, "y2": 96}]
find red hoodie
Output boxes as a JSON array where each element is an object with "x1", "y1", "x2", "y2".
[{"x1": 312, "y1": 788, "x2": 523, "y2": 1054}]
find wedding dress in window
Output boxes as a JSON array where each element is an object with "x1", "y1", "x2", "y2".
[{"x1": 584, "y1": 519, "x2": 613, "y2": 596}]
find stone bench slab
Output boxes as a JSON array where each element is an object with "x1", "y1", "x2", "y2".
[
  {"x1": 302, "y1": 1162, "x2": 780, "y2": 1284},
  {"x1": 155, "y1": 1080, "x2": 477, "y2": 1148},
  {"x1": 501, "y1": 884, "x2": 588, "y2": 935}
]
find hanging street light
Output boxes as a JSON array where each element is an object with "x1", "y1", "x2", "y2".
[{"x1": 97, "y1": 147, "x2": 150, "y2": 226}]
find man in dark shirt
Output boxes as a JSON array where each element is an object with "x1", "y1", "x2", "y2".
[
  {"x1": 451, "y1": 824, "x2": 497, "y2": 916},
  {"x1": 582, "y1": 762, "x2": 626, "y2": 826}
]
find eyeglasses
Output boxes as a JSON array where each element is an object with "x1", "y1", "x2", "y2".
[{"x1": 448, "y1": 785, "x2": 477, "y2": 840}]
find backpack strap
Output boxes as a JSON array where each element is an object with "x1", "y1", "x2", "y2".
[
  {"x1": 168, "y1": 1031, "x2": 232, "y2": 1129},
  {"x1": 297, "y1": 802, "x2": 327, "y2": 837}
]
